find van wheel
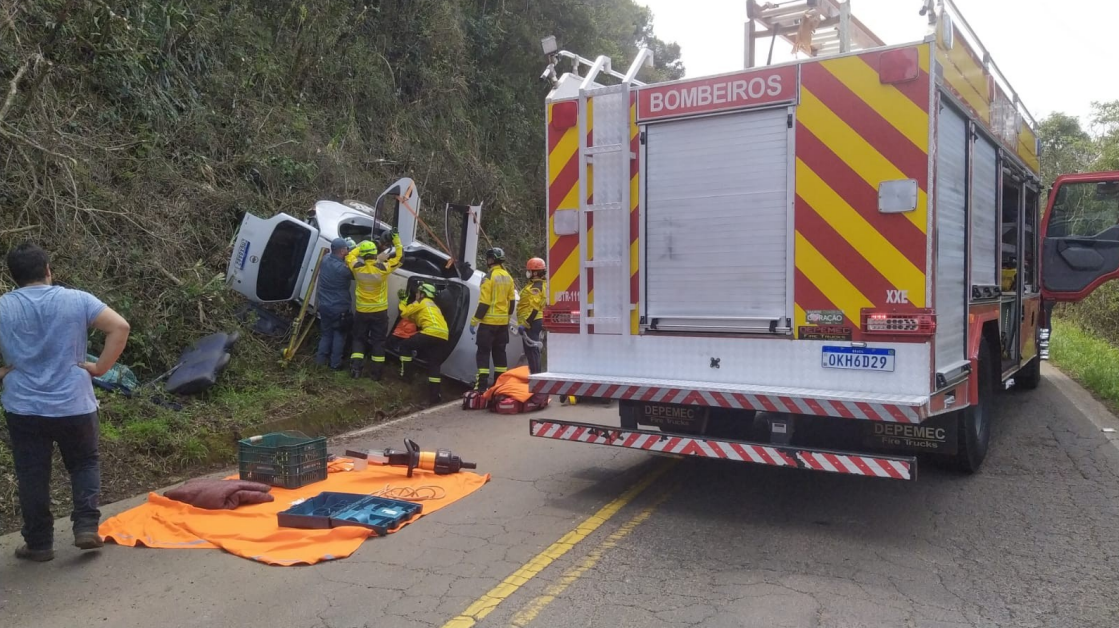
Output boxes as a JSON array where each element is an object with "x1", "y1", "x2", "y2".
[
  {"x1": 954, "y1": 340, "x2": 994, "y2": 473},
  {"x1": 1014, "y1": 355, "x2": 1041, "y2": 390}
]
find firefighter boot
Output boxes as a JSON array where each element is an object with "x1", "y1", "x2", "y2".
[
  {"x1": 474, "y1": 368, "x2": 490, "y2": 392},
  {"x1": 368, "y1": 359, "x2": 383, "y2": 382},
  {"x1": 428, "y1": 377, "x2": 443, "y2": 404},
  {"x1": 349, "y1": 357, "x2": 364, "y2": 379}
]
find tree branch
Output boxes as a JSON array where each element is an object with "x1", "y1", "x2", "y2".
[{"x1": 0, "y1": 54, "x2": 38, "y2": 123}]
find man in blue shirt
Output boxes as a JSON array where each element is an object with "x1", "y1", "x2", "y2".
[
  {"x1": 0, "y1": 243, "x2": 131, "y2": 562},
  {"x1": 314, "y1": 238, "x2": 354, "y2": 370}
]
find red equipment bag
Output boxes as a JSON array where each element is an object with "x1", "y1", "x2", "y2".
[
  {"x1": 491, "y1": 395, "x2": 525, "y2": 415},
  {"x1": 462, "y1": 390, "x2": 489, "y2": 410},
  {"x1": 522, "y1": 393, "x2": 550, "y2": 413}
]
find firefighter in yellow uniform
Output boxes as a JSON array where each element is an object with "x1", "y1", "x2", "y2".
[
  {"x1": 470, "y1": 247, "x2": 516, "y2": 391},
  {"x1": 346, "y1": 231, "x2": 403, "y2": 380},
  {"x1": 396, "y1": 283, "x2": 449, "y2": 403},
  {"x1": 517, "y1": 257, "x2": 547, "y2": 374}
]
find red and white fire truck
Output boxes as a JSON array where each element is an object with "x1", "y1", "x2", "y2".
[{"x1": 528, "y1": 0, "x2": 1119, "y2": 479}]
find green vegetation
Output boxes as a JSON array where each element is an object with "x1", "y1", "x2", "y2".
[
  {"x1": 0, "y1": 0, "x2": 682, "y2": 532},
  {"x1": 1048, "y1": 320, "x2": 1119, "y2": 412}
]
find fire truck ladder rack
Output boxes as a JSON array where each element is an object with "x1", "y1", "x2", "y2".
[
  {"x1": 745, "y1": 0, "x2": 884, "y2": 67},
  {"x1": 576, "y1": 49, "x2": 651, "y2": 335},
  {"x1": 530, "y1": 419, "x2": 917, "y2": 481}
]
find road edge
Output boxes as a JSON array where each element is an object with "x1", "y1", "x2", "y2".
[{"x1": 1041, "y1": 362, "x2": 1119, "y2": 448}]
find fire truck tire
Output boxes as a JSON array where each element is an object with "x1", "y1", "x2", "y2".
[
  {"x1": 954, "y1": 340, "x2": 993, "y2": 473},
  {"x1": 1014, "y1": 356, "x2": 1041, "y2": 390}
]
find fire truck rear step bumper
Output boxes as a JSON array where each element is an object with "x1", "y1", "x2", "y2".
[
  {"x1": 530, "y1": 419, "x2": 917, "y2": 481},
  {"x1": 530, "y1": 373, "x2": 929, "y2": 423}
]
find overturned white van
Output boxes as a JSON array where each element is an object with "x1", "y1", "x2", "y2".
[{"x1": 226, "y1": 178, "x2": 524, "y2": 384}]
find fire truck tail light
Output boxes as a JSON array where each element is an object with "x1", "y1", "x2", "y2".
[
  {"x1": 543, "y1": 306, "x2": 580, "y2": 333},
  {"x1": 861, "y1": 309, "x2": 936, "y2": 336}
]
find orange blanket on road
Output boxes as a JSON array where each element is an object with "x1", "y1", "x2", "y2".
[{"x1": 99, "y1": 465, "x2": 489, "y2": 566}]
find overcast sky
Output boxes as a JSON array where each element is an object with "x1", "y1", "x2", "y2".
[{"x1": 639, "y1": 0, "x2": 1117, "y2": 128}]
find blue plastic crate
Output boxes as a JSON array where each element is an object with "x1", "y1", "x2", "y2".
[{"x1": 277, "y1": 492, "x2": 423, "y2": 536}]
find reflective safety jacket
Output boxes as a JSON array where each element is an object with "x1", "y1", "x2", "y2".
[
  {"x1": 399, "y1": 297, "x2": 449, "y2": 340},
  {"x1": 345, "y1": 234, "x2": 403, "y2": 313},
  {"x1": 473, "y1": 265, "x2": 516, "y2": 326},
  {"x1": 517, "y1": 279, "x2": 546, "y2": 327}
]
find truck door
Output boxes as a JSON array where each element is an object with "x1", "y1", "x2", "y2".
[
  {"x1": 1041, "y1": 173, "x2": 1119, "y2": 302},
  {"x1": 227, "y1": 213, "x2": 321, "y2": 303}
]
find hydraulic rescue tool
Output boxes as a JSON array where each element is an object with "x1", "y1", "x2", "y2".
[{"x1": 346, "y1": 439, "x2": 477, "y2": 477}]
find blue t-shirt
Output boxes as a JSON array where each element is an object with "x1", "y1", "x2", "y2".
[
  {"x1": 0, "y1": 285, "x2": 107, "y2": 417},
  {"x1": 315, "y1": 254, "x2": 354, "y2": 314}
]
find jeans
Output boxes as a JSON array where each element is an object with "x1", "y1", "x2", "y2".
[
  {"x1": 5, "y1": 411, "x2": 101, "y2": 550},
  {"x1": 315, "y1": 309, "x2": 347, "y2": 369}
]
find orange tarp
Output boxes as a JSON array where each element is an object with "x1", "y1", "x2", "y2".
[
  {"x1": 99, "y1": 465, "x2": 489, "y2": 566},
  {"x1": 482, "y1": 365, "x2": 535, "y2": 403}
]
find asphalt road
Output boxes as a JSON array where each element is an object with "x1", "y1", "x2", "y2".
[{"x1": 2, "y1": 364, "x2": 1118, "y2": 628}]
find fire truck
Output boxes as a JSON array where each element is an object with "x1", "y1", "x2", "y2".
[{"x1": 528, "y1": 0, "x2": 1119, "y2": 479}]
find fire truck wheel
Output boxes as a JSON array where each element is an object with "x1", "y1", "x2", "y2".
[
  {"x1": 1014, "y1": 355, "x2": 1041, "y2": 390},
  {"x1": 954, "y1": 340, "x2": 993, "y2": 473}
]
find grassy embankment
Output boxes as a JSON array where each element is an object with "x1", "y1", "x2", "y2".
[{"x1": 1049, "y1": 319, "x2": 1119, "y2": 414}]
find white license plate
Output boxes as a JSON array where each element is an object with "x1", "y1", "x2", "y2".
[{"x1": 821, "y1": 347, "x2": 895, "y2": 372}]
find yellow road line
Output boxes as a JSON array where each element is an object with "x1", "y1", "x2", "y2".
[
  {"x1": 509, "y1": 482, "x2": 679, "y2": 627},
  {"x1": 440, "y1": 459, "x2": 678, "y2": 628}
]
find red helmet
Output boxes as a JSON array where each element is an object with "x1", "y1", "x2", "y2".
[{"x1": 526, "y1": 257, "x2": 546, "y2": 271}]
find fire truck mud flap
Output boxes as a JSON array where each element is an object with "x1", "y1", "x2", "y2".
[{"x1": 529, "y1": 419, "x2": 917, "y2": 481}]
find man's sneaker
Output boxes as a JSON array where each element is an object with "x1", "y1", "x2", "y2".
[
  {"x1": 74, "y1": 531, "x2": 104, "y2": 550},
  {"x1": 14, "y1": 545, "x2": 55, "y2": 562}
]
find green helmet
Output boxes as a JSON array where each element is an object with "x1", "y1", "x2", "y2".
[
  {"x1": 419, "y1": 283, "x2": 437, "y2": 299},
  {"x1": 357, "y1": 240, "x2": 378, "y2": 258}
]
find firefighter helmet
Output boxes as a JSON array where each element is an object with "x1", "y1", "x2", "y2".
[
  {"x1": 419, "y1": 283, "x2": 437, "y2": 298},
  {"x1": 357, "y1": 240, "x2": 378, "y2": 258},
  {"x1": 485, "y1": 247, "x2": 506, "y2": 264},
  {"x1": 526, "y1": 257, "x2": 546, "y2": 272}
]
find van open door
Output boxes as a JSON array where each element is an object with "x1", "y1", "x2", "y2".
[
  {"x1": 1041, "y1": 172, "x2": 1119, "y2": 302},
  {"x1": 228, "y1": 213, "x2": 320, "y2": 302},
  {"x1": 445, "y1": 202, "x2": 482, "y2": 280},
  {"x1": 372, "y1": 177, "x2": 420, "y2": 246}
]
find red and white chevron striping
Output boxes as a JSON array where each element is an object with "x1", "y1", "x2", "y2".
[
  {"x1": 530, "y1": 421, "x2": 913, "y2": 480},
  {"x1": 531, "y1": 379, "x2": 922, "y2": 423}
]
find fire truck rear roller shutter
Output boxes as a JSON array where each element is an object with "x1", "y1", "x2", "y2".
[{"x1": 644, "y1": 107, "x2": 791, "y2": 331}]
